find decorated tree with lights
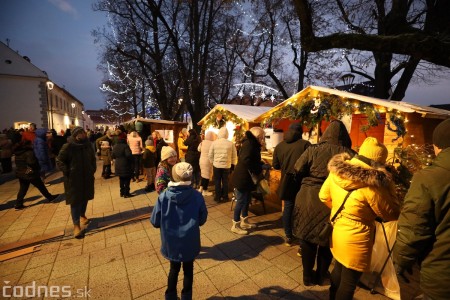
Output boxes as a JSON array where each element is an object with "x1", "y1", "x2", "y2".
[{"x1": 93, "y1": 0, "x2": 245, "y2": 129}]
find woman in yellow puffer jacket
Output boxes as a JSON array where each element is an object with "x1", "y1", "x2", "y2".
[{"x1": 319, "y1": 137, "x2": 400, "y2": 300}]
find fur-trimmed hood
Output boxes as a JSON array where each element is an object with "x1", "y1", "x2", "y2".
[{"x1": 327, "y1": 153, "x2": 393, "y2": 190}]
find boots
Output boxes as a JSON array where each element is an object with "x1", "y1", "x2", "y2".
[
  {"x1": 231, "y1": 220, "x2": 248, "y2": 235},
  {"x1": 73, "y1": 224, "x2": 83, "y2": 239},
  {"x1": 240, "y1": 216, "x2": 256, "y2": 229}
]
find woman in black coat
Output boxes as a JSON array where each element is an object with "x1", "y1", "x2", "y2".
[
  {"x1": 14, "y1": 140, "x2": 58, "y2": 210},
  {"x1": 230, "y1": 127, "x2": 265, "y2": 235},
  {"x1": 112, "y1": 135, "x2": 134, "y2": 198},
  {"x1": 272, "y1": 123, "x2": 311, "y2": 245},
  {"x1": 57, "y1": 127, "x2": 96, "y2": 238},
  {"x1": 292, "y1": 120, "x2": 355, "y2": 286},
  {"x1": 184, "y1": 129, "x2": 201, "y2": 188}
]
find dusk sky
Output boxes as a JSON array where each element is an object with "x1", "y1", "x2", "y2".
[{"x1": 0, "y1": 0, "x2": 449, "y2": 111}]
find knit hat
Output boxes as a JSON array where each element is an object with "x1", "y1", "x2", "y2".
[
  {"x1": 358, "y1": 137, "x2": 388, "y2": 164},
  {"x1": 71, "y1": 126, "x2": 85, "y2": 137},
  {"x1": 161, "y1": 146, "x2": 177, "y2": 161},
  {"x1": 432, "y1": 119, "x2": 450, "y2": 150},
  {"x1": 145, "y1": 139, "x2": 153, "y2": 146},
  {"x1": 172, "y1": 162, "x2": 193, "y2": 182}
]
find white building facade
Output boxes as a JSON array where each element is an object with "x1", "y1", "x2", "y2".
[{"x1": 0, "y1": 42, "x2": 93, "y2": 132}]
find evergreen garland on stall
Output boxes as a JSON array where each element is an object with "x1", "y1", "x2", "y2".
[
  {"x1": 202, "y1": 109, "x2": 246, "y2": 141},
  {"x1": 387, "y1": 143, "x2": 435, "y2": 202},
  {"x1": 386, "y1": 113, "x2": 407, "y2": 141},
  {"x1": 261, "y1": 93, "x2": 405, "y2": 140}
]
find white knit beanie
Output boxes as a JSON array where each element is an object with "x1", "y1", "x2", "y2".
[
  {"x1": 161, "y1": 146, "x2": 177, "y2": 161},
  {"x1": 172, "y1": 162, "x2": 193, "y2": 182}
]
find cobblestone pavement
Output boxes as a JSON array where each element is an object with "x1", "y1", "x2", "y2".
[{"x1": 0, "y1": 161, "x2": 421, "y2": 299}]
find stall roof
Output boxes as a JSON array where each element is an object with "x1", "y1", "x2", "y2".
[
  {"x1": 255, "y1": 85, "x2": 450, "y2": 122},
  {"x1": 123, "y1": 116, "x2": 188, "y2": 125},
  {"x1": 198, "y1": 104, "x2": 272, "y2": 125}
]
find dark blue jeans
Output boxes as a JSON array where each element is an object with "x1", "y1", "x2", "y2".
[
  {"x1": 282, "y1": 199, "x2": 295, "y2": 239},
  {"x1": 213, "y1": 167, "x2": 230, "y2": 201},
  {"x1": 233, "y1": 188, "x2": 251, "y2": 222},
  {"x1": 329, "y1": 260, "x2": 362, "y2": 300},
  {"x1": 70, "y1": 201, "x2": 88, "y2": 225},
  {"x1": 166, "y1": 260, "x2": 194, "y2": 300}
]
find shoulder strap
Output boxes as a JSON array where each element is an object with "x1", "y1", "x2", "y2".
[{"x1": 330, "y1": 190, "x2": 354, "y2": 222}]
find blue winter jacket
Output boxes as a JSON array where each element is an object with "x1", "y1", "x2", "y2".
[
  {"x1": 150, "y1": 184, "x2": 208, "y2": 262},
  {"x1": 33, "y1": 128, "x2": 53, "y2": 173}
]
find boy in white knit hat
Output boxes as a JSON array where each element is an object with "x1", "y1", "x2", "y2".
[{"x1": 151, "y1": 162, "x2": 208, "y2": 300}]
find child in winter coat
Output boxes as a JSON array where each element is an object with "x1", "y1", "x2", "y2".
[
  {"x1": 155, "y1": 146, "x2": 178, "y2": 194},
  {"x1": 150, "y1": 162, "x2": 208, "y2": 300},
  {"x1": 100, "y1": 141, "x2": 112, "y2": 178},
  {"x1": 142, "y1": 139, "x2": 157, "y2": 192}
]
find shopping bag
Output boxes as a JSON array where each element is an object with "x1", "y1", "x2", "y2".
[{"x1": 360, "y1": 221, "x2": 400, "y2": 300}]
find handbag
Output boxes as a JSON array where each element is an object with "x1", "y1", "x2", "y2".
[
  {"x1": 257, "y1": 178, "x2": 270, "y2": 196},
  {"x1": 318, "y1": 190, "x2": 354, "y2": 241},
  {"x1": 248, "y1": 170, "x2": 264, "y2": 184},
  {"x1": 278, "y1": 172, "x2": 301, "y2": 200}
]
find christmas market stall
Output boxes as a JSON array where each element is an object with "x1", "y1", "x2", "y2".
[
  {"x1": 122, "y1": 117, "x2": 188, "y2": 154},
  {"x1": 198, "y1": 104, "x2": 285, "y2": 211},
  {"x1": 255, "y1": 85, "x2": 450, "y2": 299},
  {"x1": 197, "y1": 104, "x2": 271, "y2": 147}
]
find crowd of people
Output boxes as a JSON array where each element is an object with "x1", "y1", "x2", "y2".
[{"x1": 2, "y1": 117, "x2": 449, "y2": 300}]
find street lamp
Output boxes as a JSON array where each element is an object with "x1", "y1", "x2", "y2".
[
  {"x1": 71, "y1": 103, "x2": 77, "y2": 126},
  {"x1": 46, "y1": 81, "x2": 54, "y2": 129}
]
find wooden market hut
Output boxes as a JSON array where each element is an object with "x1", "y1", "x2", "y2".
[
  {"x1": 253, "y1": 85, "x2": 450, "y2": 212},
  {"x1": 197, "y1": 104, "x2": 271, "y2": 141},
  {"x1": 122, "y1": 117, "x2": 188, "y2": 155},
  {"x1": 255, "y1": 85, "x2": 450, "y2": 155}
]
